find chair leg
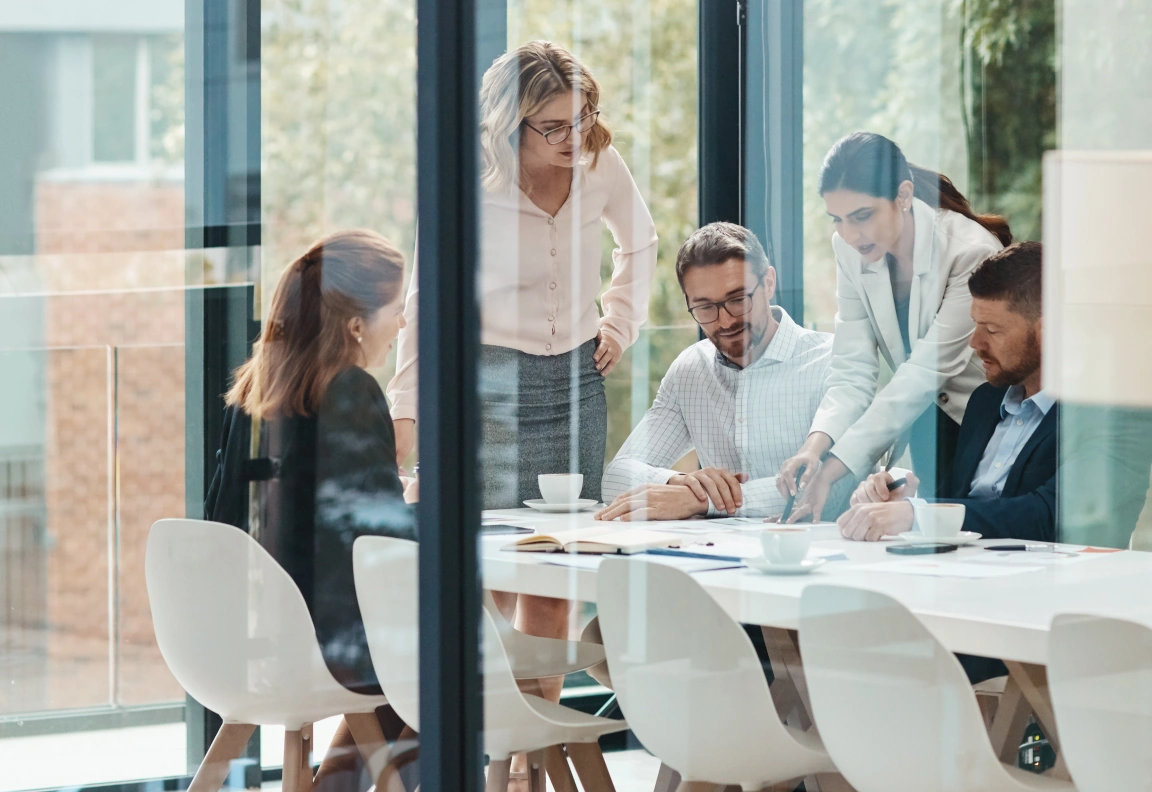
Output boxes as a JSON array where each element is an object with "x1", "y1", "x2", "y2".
[
  {"x1": 544, "y1": 745, "x2": 578, "y2": 792},
  {"x1": 187, "y1": 723, "x2": 257, "y2": 792},
  {"x1": 345, "y1": 711, "x2": 395, "y2": 789},
  {"x1": 486, "y1": 758, "x2": 512, "y2": 792},
  {"x1": 526, "y1": 750, "x2": 547, "y2": 792},
  {"x1": 653, "y1": 762, "x2": 681, "y2": 792},
  {"x1": 566, "y1": 742, "x2": 616, "y2": 792},
  {"x1": 283, "y1": 729, "x2": 306, "y2": 792}
]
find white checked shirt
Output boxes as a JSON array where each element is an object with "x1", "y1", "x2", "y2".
[{"x1": 602, "y1": 307, "x2": 834, "y2": 517}]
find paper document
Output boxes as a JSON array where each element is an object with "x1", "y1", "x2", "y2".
[
  {"x1": 974, "y1": 551, "x2": 1095, "y2": 565},
  {"x1": 853, "y1": 559, "x2": 1043, "y2": 578},
  {"x1": 540, "y1": 554, "x2": 742, "y2": 573}
]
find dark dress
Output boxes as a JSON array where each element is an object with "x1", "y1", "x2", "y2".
[{"x1": 205, "y1": 366, "x2": 416, "y2": 693}]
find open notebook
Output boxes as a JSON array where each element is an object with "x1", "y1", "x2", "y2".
[{"x1": 503, "y1": 527, "x2": 682, "y2": 555}]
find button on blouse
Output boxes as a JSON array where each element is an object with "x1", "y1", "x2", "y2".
[{"x1": 388, "y1": 145, "x2": 659, "y2": 421}]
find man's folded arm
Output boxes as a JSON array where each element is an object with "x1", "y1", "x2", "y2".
[{"x1": 724, "y1": 476, "x2": 789, "y2": 518}]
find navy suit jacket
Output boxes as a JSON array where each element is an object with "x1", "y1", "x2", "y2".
[{"x1": 934, "y1": 383, "x2": 1057, "y2": 542}]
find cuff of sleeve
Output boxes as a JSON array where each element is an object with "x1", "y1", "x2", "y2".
[
  {"x1": 826, "y1": 441, "x2": 871, "y2": 480},
  {"x1": 597, "y1": 319, "x2": 634, "y2": 352},
  {"x1": 649, "y1": 467, "x2": 681, "y2": 486},
  {"x1": 807, "y1": 411, "x2": 850, "y2": 448},
  {"x1": 908, "y1": 497, "x2": 928, "y2": 532},
  {"x1": 388, "y1": 399, "x2": 417, "y2": 421}
]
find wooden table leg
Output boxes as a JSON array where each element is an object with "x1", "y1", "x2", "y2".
[
  {"x1": 1002, "y1": 662, "x2": 1061, "y2": 756},
  {"x1": 653, "y1": 762, "x2": 681, "y2": 792},
  {"x1": 987, "y1": 672, "x2": 1032, "y2": 763},
  {"x1": 567, "y1": 742, "x2": 617, "y2": 792},
  {"x1": 544, "y1": 745, "x2": 578, "y2": 792},
  {"x1": 761, "y1": 626, "x2": 813, "y2": 731}
]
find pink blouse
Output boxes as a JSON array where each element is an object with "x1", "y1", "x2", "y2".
[{"x1": 387, "y1": 144, "x2": 658, "y2": 421}]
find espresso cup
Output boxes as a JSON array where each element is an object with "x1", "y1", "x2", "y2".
[
  {"x1": 538, "y1": 473, "x2": 584, "y2": 504},
  {"x1": 918, "y1": 503, "x2": 966, "y2": 539},
  {"x1": 760, "y1": 526, "x2": 811, "y2": 565}
]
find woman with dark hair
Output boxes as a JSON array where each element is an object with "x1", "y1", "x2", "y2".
[
  {"x1": 205, "y1": 228, "x2": 417, "y2": 786},
  {"x1": 779, "y1": 132, "x2": 1008, "y2": 521}
]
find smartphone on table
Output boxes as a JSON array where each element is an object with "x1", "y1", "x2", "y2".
[{"x1": 886, "y1": 543, "x2": 958, "y2": 555}]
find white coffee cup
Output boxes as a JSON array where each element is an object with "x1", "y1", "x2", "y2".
[
  {"x1": 918, "y1": 503, "x2": 966, "y2": 539},
  {"x1": 760, "y1": 526, "x2": 811, "y2": 565},
  {"x1": 538, "y1": 473, "x2": 584, "y2": 504}
]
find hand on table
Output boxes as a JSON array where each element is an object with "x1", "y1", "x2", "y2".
[
  {"x1": 785, "y1": 456, "x2": 849, "y2": 524},
  {"x1": 837, "y1": 501, "x2": 914, "y2": 541},
  {"x1": 594, "y1": 483, "x2": 708, "y2": 521},
  {"x1": 669, "y1": 468, "x2": 749, "y2": 515},
  {"x1": 850, "y1": 471, "x2": 920, "y2": 506},
  {"x1": 776, "y1": 432, "x2": 833, "y2": 499},
  {"x1": 594, "y1": 330, "x2": 623, "y2": 376}
]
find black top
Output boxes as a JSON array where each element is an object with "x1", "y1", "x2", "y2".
[{"x1": 205, "y1": 366, "x2": 416, "y2": 692}]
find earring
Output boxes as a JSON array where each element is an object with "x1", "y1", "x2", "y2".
[{"x1": 357, "y1": 336, "x2": 363, "y2": 343}]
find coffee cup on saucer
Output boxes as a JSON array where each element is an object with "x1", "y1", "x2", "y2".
[
  {"x1": 538, "y1": 473, "x2": 584, "y2": 504},
  {"x1": 760, "y1": 526, "x2": 811, "y2": 565},
  {"x1": 918, "y1": 504, "x2": 966, "y2": 539}
]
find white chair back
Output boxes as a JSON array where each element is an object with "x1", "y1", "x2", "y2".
[
  {"x1": 595, "y1": 557, "x2": 798, "y2": 785},
  {"x1": 1049, "y1": 613, "x2": 1152, "y2": 792},
  {"x1": 352, "y1": 535, "x2": 545, "y2": 759},
  {"x1": 799, "y1": 584, "x2": 1007, "y2": 792},
  {"x1": 145, "y1": 518, "x2": 342, "y2": 725}
]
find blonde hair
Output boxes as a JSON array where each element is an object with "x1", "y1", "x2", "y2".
[
  {"x1": 227, "y1": 229, "x2": 405, "y2": 420},
  {"x1": 480, "y1": 41, "x2": 612, "y2": 193}
]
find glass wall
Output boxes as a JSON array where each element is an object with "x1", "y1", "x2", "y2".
[
  {"x1": 0, "y1": 1, "x2": 188, "y2": 789},
  {"x1": 4, "y1": 1, "x2": 1152, "y2": 791}
]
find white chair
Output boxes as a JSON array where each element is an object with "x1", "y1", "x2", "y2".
[
  {"x1": 146, "y1": 519, "x2": 392, "y2": 792},
  {"x1": 483, "y1": 590, "x2": 606, "y2": 680},
  {"x1": 1049, "y1": 613, "x2": 1152, "y2": 792},
  {"x1": 595, "y1": 557, "x2": 836, "y2": 790},
  {"x1": 799, "y1": 584, "x2": 1074, "y2": 792},
  {"x1": 352, "y1": 536, "x2": 628, "y2": 792}
]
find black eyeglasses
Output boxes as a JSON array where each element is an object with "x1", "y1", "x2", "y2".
[
  {"x1": 686, "y1": 279, "x2": 764, "y2": 324},
  {"x1": 522, "y1": 110, "x2": 600, "y2": 145}
]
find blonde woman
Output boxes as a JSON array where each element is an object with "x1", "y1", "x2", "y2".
[{"x1": 387, "y1": 40, "x2": 657, "y2": 700}]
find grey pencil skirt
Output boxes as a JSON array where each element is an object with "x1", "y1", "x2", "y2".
[{"x1": 479, "y1": 338, "x2": 607, "y2": 509}]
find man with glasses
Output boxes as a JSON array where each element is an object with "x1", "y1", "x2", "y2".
[{"x1": 597, "y1": 222, "x2": 841, "y2": 521}]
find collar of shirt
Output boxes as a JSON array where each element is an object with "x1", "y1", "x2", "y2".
[
  {"x1": 1000, "y1": 385, "x2": 1055, "y2": 419},
  {"x1": 713, "y1": 306, "x2": 799, "y2": 371}
]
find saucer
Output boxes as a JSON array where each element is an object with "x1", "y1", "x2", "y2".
[
  {"x1": 743, "y1": 556, "x2": 827, "y2": 575},
  {"x1": 897, "y1": 531, "x2": 982, "y2": 546},
  {"x1": 524, "y1": 499, "x2": 599, "y2": 513}
]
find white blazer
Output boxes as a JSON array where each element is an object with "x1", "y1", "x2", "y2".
[{"x1": 808, "y1": 197, "x2": 1003, "y2": 477}]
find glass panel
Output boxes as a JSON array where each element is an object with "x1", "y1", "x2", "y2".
[
  {"x1": 92, "y1": 35, "x2": 138, "y2": 163},
  {"x1": 0, "y1": 1, "x2": 187, "y2": 788}
]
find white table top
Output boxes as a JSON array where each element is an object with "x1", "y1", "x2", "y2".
[{"x1": 480, "y1": 508, "x2": 1152, "y2": 665}]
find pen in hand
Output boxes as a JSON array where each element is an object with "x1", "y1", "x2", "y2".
[{"x1": 780, "y1": 465, "x2": 806, "y2": 522}]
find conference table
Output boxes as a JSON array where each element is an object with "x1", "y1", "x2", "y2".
[{"x1": 480, "y1": 507, "x2": 1152, "y2": 781}]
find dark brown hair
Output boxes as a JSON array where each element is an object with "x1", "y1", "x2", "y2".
[
  {"x1": 968, "y1": 241, "x2": 1043, "y2": 321},
  {"x1": 227, "y1": 229, "x2": 406, "y2": 419},
  {"x1": 675, "y1": 222, "x2": 771, "y2": 289},
  {"x1": 819, "y1": 132, "x2": 1012, "y2": 247}
]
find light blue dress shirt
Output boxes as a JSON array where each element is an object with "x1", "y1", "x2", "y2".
[{"x1": 910, "y1": 385, "x2": 1054, "y2": 528}]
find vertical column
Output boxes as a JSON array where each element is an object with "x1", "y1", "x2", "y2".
[
  {"x1": 744, "y1": 0, "x2": 803, "y2": 324},
  {"x1": 183, "y1": 0, "x2": 262, "y2": 773},
  {"x1": 698, "y1": 0, "x2": 745, "y2": 227},
  {"x1": 417, "y1": 0, "x2": 484, "y2": 790}
]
